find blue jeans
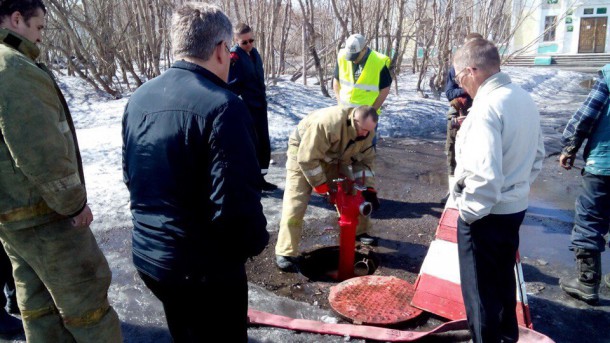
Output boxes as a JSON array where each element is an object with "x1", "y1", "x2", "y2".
[{"x1": 571, "y1": 171, "x2": 610, "y2": 252}]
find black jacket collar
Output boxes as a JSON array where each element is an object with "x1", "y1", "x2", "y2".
[{"x1": 171, "y1": 60, "x2": 230, "y2": 90}]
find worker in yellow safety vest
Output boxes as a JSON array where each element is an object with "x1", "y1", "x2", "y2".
[{"x1": 333, "y1": 34, "x2": 392, "y2": 145}]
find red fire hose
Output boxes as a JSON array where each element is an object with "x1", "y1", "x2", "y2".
[{"x1": 247, "y1": 309, "x2": 555, "y2": 342}]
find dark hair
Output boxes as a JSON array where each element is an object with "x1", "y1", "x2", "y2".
[
  {"x1": 354, "y1": 105, "x2": 379, "y2": 124},
  {"x1": 234, "y1": 22, "x2": 251, "y2": 35},
  {"x1": 0, "y1": 0, "x2": 47, "y2": 25}
]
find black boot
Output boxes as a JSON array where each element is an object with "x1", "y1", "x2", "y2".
[
  {"x1": 261, "y1": 176, "x2": 277, "y2": 192},
  {"x1": 560, "y1": 248, "x2": 601, "y2": 304},
  {"x1": 0, "y1": 308, "x2": 23, "y2": 337}
]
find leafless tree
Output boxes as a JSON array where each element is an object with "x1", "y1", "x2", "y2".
[
  {"x1": 412, "y1": 0, "x2": 537, "y2": 99},
  {"x1": 38, "y1": 0, "x2": 537, "y2": 99}
]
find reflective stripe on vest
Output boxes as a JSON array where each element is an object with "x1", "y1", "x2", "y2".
[
  {"x1": 337, "y1": 49, "x2": 390, "y2": 111},
  {"x1": 303, "y1": 165, "x2": 324, "y2": 177}
]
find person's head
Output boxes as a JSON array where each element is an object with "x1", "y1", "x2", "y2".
[
  {"x1": 234, "y1": 22, "x2": 255, "y2": 53},
  {"x1": 452, "y1": 38, "x2": 501, "y2": 98},
  {"x1": 464, "y1": 32, "x2": 483, "y2": 44},
  {"x1": 353, "y1": 106, "x2": 378, "y2": 138},
  {"x1": 172, "y1": 2, "x2": 232, "y2": 81},
  {"x1": 344, "y1": 34, "x2": 367, "y2": 62},
  {"x1": 0, "y1": 0, "x2": 46, "y2": 44}
]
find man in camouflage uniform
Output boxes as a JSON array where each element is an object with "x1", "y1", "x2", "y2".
[
  {"x1": 275, "y1": 105, "x2": 380, "y2": 271},
  {"x1": 0, "y1": 1, "x2": 122, "y2": 341}
]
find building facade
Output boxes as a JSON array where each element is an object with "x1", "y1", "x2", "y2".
[{"x1": 512, "y1": 0, "x2": 610, "y2": 54}]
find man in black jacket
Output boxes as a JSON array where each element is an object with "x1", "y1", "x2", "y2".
[
  {"x1": 122, "y1": 3, "x2": 268, "y2": 342},
  {"x1": 228, "y1": 23, "x2": 277, "y2": 192}
]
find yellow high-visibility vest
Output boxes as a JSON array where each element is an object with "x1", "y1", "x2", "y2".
[{"x1": 337, "y1": 49, "x2": 390, "y2": 114}]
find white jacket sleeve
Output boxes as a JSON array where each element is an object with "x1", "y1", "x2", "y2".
[{"x1": 454, "y1": 111, "x2": 503, "y2": 224}]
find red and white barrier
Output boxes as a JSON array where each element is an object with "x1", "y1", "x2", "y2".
[{"x1": 410, "y1": 205, "x2": 533, "y2": 329}]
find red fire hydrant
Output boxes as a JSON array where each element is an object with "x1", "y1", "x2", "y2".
[{"x1": 332, "y1": 178, "x2": 372, "y2": 281}]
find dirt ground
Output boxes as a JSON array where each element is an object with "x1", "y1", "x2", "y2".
[{"x1": 246, "y1": 137, "x2": 610, "y2": 342}]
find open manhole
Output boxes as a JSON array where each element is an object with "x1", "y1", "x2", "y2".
[
  {"x1": 329, "y1": 275, "x2": 423, "y2": 325},
  {"x1": 299, "y1": 246, "x2": 379, "y2": 282}
]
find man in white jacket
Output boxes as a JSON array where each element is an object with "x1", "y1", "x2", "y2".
[{"x1": 450, "y1": 38, "x2": 545, "y2": 343}]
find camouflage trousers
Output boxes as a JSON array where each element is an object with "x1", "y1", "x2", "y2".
[
  {"x1": 275, "y1": 167, "x2": 371, "y2": 257},
  {"x1": 0, "y1": 218, "x2": 122, "y2": 342}
]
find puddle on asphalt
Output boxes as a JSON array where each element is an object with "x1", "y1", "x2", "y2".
[
  {"x1": 521, "y1": 198, "x2": 610, "y2": 275},
  {"x1": 523, "y1": 172, "x2": 610, "y2": 274}
]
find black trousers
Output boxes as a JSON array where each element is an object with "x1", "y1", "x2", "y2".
[
  {"x1": 138, "y1": 265, "x2": 248, "y2": 343},
  {"x1": 248, "y1": 105, "x2": 271, "y2": 175},
  {"x1": 457, "y1": 211, "x2": 525, "y2": 343},
  {"x1": 0, "y1": 244, "x2": 15, "y2": 308}
]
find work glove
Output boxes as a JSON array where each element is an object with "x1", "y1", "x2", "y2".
[
  {"x1": 362, "y1": 187, "x2": 380, "y2": 211},
  {"x1": 313, "y1": 183, "x2": 329, "y2": 195},
  {"x1": 314, "y1": 183, "x2": 337, "y2": 205},
  {"x1": 450, "y1": 96, "x2": 472, "y2": 116}
]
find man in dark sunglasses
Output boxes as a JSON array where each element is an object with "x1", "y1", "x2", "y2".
[{"x1": 228, "y1": 23, "x2": 277, "y2": 192}]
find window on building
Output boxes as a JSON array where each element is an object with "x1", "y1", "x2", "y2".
[
  {"x1": 543, "y1": 16, "x2": 557, "y2": 41},
  {"x1": 597, "y1": 8, "x2": 607, "y2": 14},
  {"x1": 584, "y1": 8, "x2": 594, "y2": 15}
]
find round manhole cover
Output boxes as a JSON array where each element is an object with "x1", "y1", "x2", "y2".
[{"x1": 329, "y1": 275, "x2": 423, "y2": 325}]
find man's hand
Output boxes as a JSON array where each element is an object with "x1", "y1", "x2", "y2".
[
  {"x1": 333, "y1": 78, "x2": 341, "y2": 104},
  {"x1": 72, "y1": 204, "x2": 93, "y2": 228},
  {"x1": 362, "y1": 187, "x2": 380, "y2": 211},
  {"x1": 559, "y1": 153, "x2": 575, "y2": 170},
  {"x1": 450, "y1": 115, "x2": 467, "y2": 129},
  {"x1": 456, "y1": 115, "x2": 466, "y2": 126}
]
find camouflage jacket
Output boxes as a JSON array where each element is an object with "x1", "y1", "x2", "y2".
[{"x1": 0, "y1": 29, "x2": 86, "y2": 230}]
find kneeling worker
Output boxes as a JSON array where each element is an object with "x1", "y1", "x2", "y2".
[{"x1": 275, "y1": 105, "x2": 380, "y2": 271}]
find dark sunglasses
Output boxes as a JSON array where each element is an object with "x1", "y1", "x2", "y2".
[{"x1": 241, "y1": 39, "x2": 255, "y2": 45}]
